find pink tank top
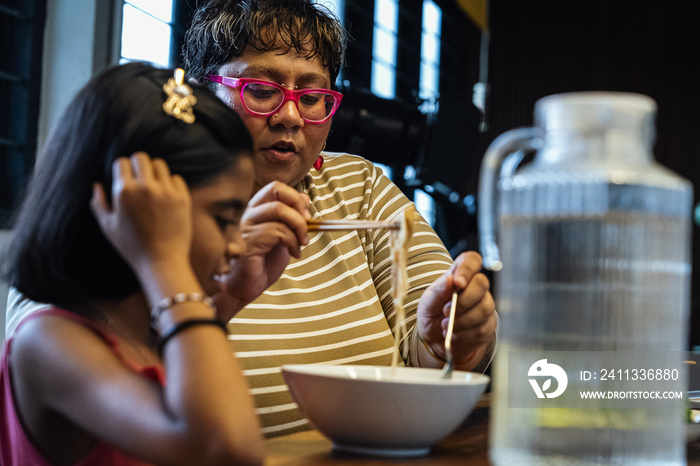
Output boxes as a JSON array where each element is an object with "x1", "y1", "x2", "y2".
[{"x1": 0, "y1": 308, "x2": 164, "y2": 466}]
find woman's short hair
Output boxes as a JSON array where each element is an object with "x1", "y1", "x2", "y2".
[
  {"x1": 8, "y1": 62, "x2": 253, "y2": 311},
  {"x1": 183, "y1": 0, "x2": 347, "y2": 86}
]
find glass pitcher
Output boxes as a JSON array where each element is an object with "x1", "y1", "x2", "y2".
[{"x1": 478, "y1": 92, "x2": 693, "y2": 465}]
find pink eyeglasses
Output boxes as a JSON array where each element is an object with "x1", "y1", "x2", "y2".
[{"x1": 205, "y1": 76, "x2": 343, "y2": 123}]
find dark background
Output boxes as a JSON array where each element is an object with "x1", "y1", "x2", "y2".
[{"x1": 478, "y1": 1, "x2": 700, "y2": 348}]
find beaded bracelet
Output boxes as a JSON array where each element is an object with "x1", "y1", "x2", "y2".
[
  {"x1": 157, "y1": 318, "x2": 228, "y2": 354},
  {"x1": 151, "y1": 292, "x2": 215, "y2": 323}
]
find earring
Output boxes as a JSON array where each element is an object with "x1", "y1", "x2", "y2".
[{"x1": 313, "y1": 155, "x2": 324, "y2": 170}]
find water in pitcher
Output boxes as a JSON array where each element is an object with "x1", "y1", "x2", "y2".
[
  {"x1": 490, "y1": 211, "x2": 690, "y2": 465},
  {"x1": 478, "y1": 92, "x2": 693, "y2": 465}
]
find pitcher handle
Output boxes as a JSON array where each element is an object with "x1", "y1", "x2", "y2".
[{"x1": 478, "y1": 127, "x2": 543, "y2": 271}]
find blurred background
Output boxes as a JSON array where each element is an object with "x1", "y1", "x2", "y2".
[{"x1": 2, "y1": 0, "x2": 700, "y2": 346}]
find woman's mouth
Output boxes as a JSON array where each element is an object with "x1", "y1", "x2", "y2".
[{"x1": 263, "y1": 141, "x2": 298, "y2": 162}]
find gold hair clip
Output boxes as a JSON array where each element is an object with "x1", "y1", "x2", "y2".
[{"x1": 162, "y1": 68, "x2": 197, "y2": 124}]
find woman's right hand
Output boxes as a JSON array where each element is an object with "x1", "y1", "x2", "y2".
[
  {"x1": 90, "y1": 152, "x2": 193, "y2": 274},
  {"x1": 214, "y1": 181, "x2": 311, "y2": 319}
]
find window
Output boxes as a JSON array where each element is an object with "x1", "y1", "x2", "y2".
[
  {"x1": 371, "y1": 0, "x2": 398, "y2": 99},
  {"x1": 419, "y1": 0, "x2": 441, "y2": 112},
  {"x1": 0, "y1": 0, "x2": 46, "y2": 228},
  {"x1": 120, "y1": 0, "x2": 174, "y2": 67},
  {"x1": 317, "y1": 0, "x2": 345, "y2": 85},
  {"x1": 367, "y1": 0, "x2": 398, "y2": 187},
  {"x1": 413, "y1": 0, "x2": 442, "y2": 225},
  {"x1": 317, "y1": 0, "x2": 344, "y2": 24}
]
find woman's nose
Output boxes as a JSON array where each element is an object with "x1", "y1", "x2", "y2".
[{"x1": 270, "y1": 100, "x2": 304, "y2": 128}]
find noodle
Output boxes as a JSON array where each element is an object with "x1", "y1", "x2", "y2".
[{"x1": 389, "y1": 207, "x2": 420, "y2": 374}]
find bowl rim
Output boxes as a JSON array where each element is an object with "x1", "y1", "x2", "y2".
[{"x1": 281, "y1": 363, "x2": 490, "y2": 386}]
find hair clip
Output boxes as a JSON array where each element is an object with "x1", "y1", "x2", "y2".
[{"x1": 162, "y1": 68, "x2": 197, "y2": 124}]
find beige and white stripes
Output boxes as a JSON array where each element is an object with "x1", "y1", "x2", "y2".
[
  {"x1": 228, "y1": 153, "x2": 454, "y2": 436},
  {"x1": 4, "y1": 153, "x2": 459, "y2": 438}
]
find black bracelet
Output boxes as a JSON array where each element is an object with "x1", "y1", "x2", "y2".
[{"x1": 158, "y1": 318, "x2": 228, "y2": 354}]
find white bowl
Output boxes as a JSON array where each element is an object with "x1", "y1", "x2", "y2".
[{"x1": 281, "y1": 364, "x2": 490, "y2": 457}]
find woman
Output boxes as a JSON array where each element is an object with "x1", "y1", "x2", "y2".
[
  {"x1": 7, "y1": 0, "x2": 498, "y2": 439},
  {"x1": 182, "y1": 0, "x2": 498, "y2": 436},
  {"x1": 2, "y1": 62, "x2": 266, "y2": 465}
]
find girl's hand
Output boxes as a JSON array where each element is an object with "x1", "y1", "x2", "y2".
[
  {"x1": 90, "y1": 152, "x2": 193, "y2": 272},
  {"x1": 214, "y1": 181, "x2": 310, "y2": 319}
]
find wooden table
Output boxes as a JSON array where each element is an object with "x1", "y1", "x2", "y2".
[
  {"x1": 265, "y1": 394, "x2": 487, "y2": 465},
  {"x1": 265, "y1": 394, "x2": 700, "y2": 465}
]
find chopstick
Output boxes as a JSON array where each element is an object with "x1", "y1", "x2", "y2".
[{"x1": 307, "y1": 219, "x2": 400, "y2": 232}]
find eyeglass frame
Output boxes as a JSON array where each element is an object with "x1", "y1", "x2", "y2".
[{"x1": 205, "y1": 75, "x2": 343, "y2": 124}]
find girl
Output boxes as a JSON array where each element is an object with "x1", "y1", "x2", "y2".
[{"x1": 1, "y1": 62, "x2": 264, "y2": 465}]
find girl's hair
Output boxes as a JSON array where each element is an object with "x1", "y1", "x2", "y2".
[
  {"x1": 7, "y1": 62, "x2": 253, "y2": 311},
  {"x1": 183, "y1": 0, "x2": 347, "y2": 86}
]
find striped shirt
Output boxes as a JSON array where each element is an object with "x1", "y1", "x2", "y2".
[
  {"x1": 230, "y1": 153, "x2": 455, "y2": 436},
  {"x1": 5, "y1": 153, "x2": 490, "y2": 438}
]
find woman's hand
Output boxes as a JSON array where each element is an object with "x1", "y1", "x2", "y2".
[
  {"x1": 213, "y1": 181, "x2": 311, "y2": 320},
  {"x1": 416, "y1": 251, "x2": 497, "y2": 371},
  {"x1": 90, "y1": 152, "x2": 192, "y2": 275}
]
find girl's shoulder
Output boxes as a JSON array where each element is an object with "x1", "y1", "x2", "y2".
[
  {"x1": 8, "y1": 307, "x2": 162, "y2": 392},
  {"x1": 7, "y1": 309, "x2": 118, "y2": 387},
  {"x1": 8, "y1": 308, "x2": 114, "y2": 359},
  {"x1": 1, "y1": 309, "x2": 146, "y2": 465}
]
